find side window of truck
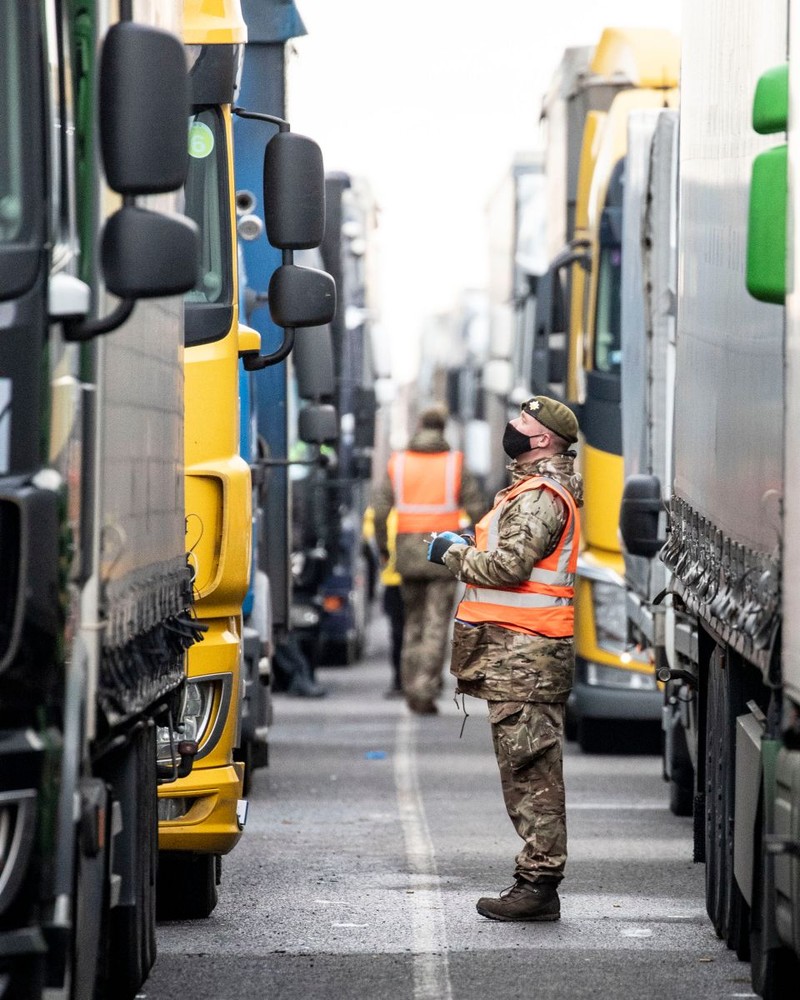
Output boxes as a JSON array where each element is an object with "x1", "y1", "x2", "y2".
[{"x1": 0, "y1": 4, "x2": 26, "y2": 245}]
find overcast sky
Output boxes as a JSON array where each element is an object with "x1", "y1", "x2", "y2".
[{"x1": 286, "y1": 1, "x2": 683, "y2": 381}]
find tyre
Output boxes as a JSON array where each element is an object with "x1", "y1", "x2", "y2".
[
  {"x1": 564, "y1": 706, "x2": 577, "y2": 742},
  {"x1": 749, "y1": 793, "x2": 800, "y2": 995},
  {"x1": 669, "y1": 776, "x2": 693, "y2": 817},
  {"x1": 98, "y1": 722, "x2": 159, "y2": 997},
  {"x1": 156, "y1": 852, "x2": 219, "y2": 920},
  {"x1": 704, "y1": 647, "x2": 750, "y2": 956},
  {"x1": 577, "y1": 717, "x2": 608, "y2": 754},
  {"x1": 237, "y1": 737, "x2": 254, "y2": 797}
]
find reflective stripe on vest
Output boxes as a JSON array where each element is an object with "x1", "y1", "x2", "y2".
[
  {"x1": 455, "y1": 476, "x2": 580, "y2": 637},
  {"x1": 389, "y1": 450, "x2": 463, "y2": 534}
]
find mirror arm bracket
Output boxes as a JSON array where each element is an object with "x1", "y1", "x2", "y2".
[
  {"x1": 258, "y1": 455, "x2": 329, "y2": 468},
  {"x1": 232, "y1": 107, "x2": 289, "y2": 133},
  {"x1": 241, "y1": 326, "x2": 295, "y2": 371},
  {"x1": 62, "y1": 298, "x2": 136, "y2": 342}
]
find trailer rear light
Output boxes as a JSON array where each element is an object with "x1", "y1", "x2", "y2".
[{"x1": 0, "y1": 789, "x2": 36, "y2": 915}]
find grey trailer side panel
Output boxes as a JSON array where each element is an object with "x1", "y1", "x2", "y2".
[
  {"x1": 675, "y1": 1, "x2": 785, "y2": 554},
  {"x1": 670, "y1": 0, "x2": 786, "y2": 671},
  {"x1": 621, "y1": 109, "x2": 678, "y2": 607},
  {"x1": 96, "y1": 292, "x2": 189, "y2": 723}
]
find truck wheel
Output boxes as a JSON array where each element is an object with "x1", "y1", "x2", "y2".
[
  {"x1": 98, "y1": 722, "x2": 159, "y2": 998},
  {"x1": 749, "y1": 796, "x2": 800, "y2": 996},
  {"x1": 577, "y1": 717, "x2": 607, "y2": 754},
  {"x1": 669, "y1": 777, "x2": 693, "y2": 817},
  {"x1": 238, "y1": 738, "x2": 254, "y2": 797},
  {"x1": 156, "y1": 852, "x2": 219, "y2": 920},
  {"x1": 704, "y1": 647, "x2": 749, "y2": 956}
]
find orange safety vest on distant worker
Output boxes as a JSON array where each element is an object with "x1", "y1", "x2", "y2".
[
  {"x1": 455, "y1": 476, "x2": 580, "y2": 637},
  {"x1": 388, "y1": 450, "x2": 464, "y2": 534}
]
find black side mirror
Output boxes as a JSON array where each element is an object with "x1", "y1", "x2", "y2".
[
  {"x1": 620, "y1": 474, "x2": 666, "y2": 558},
  {"x1": 354, "y1": 387, "x2": 377, "y2": 449},
  {"x1": 294, "y1": 326, "x2": 335, "y2": 400},
  {"x1": 101, "y1": 207, "x2": 199, "y2": 299},
  {"x1": 299, "y1": 404, "x2": 338, "y2": 445},
  {"x1": 63, "y1": 21, "x2": 197, "y2": 341},
  {"x1": 100, "y1": 22, "x2": 190, "y2": 194},
  {"x1": 268, "y1": 265, "x2": 336, "y2": 329},
  {"x1": 263, "y1": 132, "x2": 325, "y2": 249},
  {"x1": 232, "y1": 109, "x2": 335, "y2": 370}
]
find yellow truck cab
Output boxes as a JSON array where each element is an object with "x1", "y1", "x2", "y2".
[
  {"x1": 539, "y1": 29, "x2": 679, "y2": 751},
  {"x1": 156, "y1": 0, "x2": 253, "y2": 919},
  {"x1": 155, "y1": 0, "x2": 334, "y2": 919}
]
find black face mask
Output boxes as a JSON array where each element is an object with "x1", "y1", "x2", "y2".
[{"x1": 502, "y1": 422, "x2": 533, "y2": 459}]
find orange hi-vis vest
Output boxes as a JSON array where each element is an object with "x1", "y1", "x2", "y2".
[
  {"x1": 388, "y1": 450, "x2": 464, "y2": 534},
  {"x1": 455, "y1": 476, "x2": 580, "y2": 638}
]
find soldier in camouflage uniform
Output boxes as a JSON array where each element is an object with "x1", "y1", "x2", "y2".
[
  {"x1": 373, "y1": 404, "x2": 486, "y2": 714},
  {"x1": 427, "y1": 396, "x2": 582, "y2": 921}
]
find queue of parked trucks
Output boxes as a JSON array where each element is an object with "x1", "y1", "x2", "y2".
[
  {"x1": 420, "y1": 8, "x2": 800, "y2": 996},
  {"x1": 2, "y1": 1, "x2": 800, "y2": 999},
  {"x1": 0, "y1": 1, "x2": 382, "y2": 996}
]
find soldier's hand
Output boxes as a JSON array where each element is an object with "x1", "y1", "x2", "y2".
[{"x1": 427, "y1": 531, "x2": 467, "y2": 565}]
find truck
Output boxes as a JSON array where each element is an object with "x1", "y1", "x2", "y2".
[
  {"x1": 234, "y1": 14, "x2": 360, "y2": 682},
  {"x1": 156, "y1": 0, "x2": 334, "y2": 917},
  {"x1": 292, "y1": 172, "x2": 379, "y2": 668},
  {"x1": 619, "y1": 0, "x2": 800, "y2": 993},
  {"x1": 0, "y1": 2, "x2": 200, "y2": 995},
  {"x1": 534, "y1": 28, "x2": 679, "y2": 751},
  {"x1": 618, "y1": 107, "x2": 685, "y2": 807}
]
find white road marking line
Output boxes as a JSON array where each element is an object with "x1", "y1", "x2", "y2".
[
  {"x1": 395, "y1": 714, "x2": 453, "y2": 1000},
  {"x1": 568, "y1": 802, "x2": 668, "y2": 810}
]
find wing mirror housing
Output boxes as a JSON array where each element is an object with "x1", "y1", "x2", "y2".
[
  {"x1": 619, "y1": 474, "x2": 666, "y2": 559},
  {"x1": 299, "y1": 404, "x2": 338, "y2": 445},
  {"x1": 101, "y1": 207, "x2": 199, "y2": 299},
  {"x1": 263, "y1": 132, "x2": 326, "y2": 249},
  {"x1": 293, "y1": 325, "x2": 335, "y2": 400},
  {"x1": 232, "y1": 108, "x2": 336, "y2": 370},
  {"x1": 268, "y1": 265, "x2": 336, "y2": 329},
  {"x1": 64, "y1": 20, "x2": 198, "y2": 341},
  {"x1": 100, "y1": 22, "x2": 190, "y2": 193}
]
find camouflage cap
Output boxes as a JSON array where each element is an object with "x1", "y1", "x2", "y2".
[{"x1": 522, "y1": 396, "x2": 579, "y2": 444}]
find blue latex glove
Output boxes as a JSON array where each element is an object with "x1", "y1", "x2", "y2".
[{"x1": 427, "y1": 530, "x2": 467, "y2": 565}]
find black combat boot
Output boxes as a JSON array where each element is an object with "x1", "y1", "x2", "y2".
[{"x1": 476, "y1": 878, "x2": 560, "y2": 921}]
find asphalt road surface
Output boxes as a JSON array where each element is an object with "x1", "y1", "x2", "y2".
[{"x1": 142, "y1": 613, "x2": 754, "y2": 1000}]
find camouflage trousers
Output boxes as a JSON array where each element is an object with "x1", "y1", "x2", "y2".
[
  {"x1": 489, "y1": 700, "x2": 567, "y2": 882},
  {"x1": 400, "y1": 578, "x2": 458, "y2": 704}
]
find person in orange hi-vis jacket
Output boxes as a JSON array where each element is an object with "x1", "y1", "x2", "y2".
[{"x1": 372, "y1": 403, "x2": 486, "y2": 715}]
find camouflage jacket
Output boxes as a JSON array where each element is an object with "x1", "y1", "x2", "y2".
[
  {"x1": 442, "y1": 453, "x2": 584, "y2": 704},
  {"x1": 372, "y1": 429, "x2": 487, "y2": 581}
]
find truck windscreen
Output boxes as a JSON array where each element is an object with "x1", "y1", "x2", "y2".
[{"x1": 184, "y1": 106, "x2": 233, "y2": 346}]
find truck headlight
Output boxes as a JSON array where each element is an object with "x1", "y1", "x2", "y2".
[
  {"x1": 156, "y1": 679, "x2": 216, "y2": 764},
  {"x1": 591, "y1": 580, "x2": 627, "y2": 651},
  {"x1": 585, "y1": 661, "x2": 657, "y2": 690}
]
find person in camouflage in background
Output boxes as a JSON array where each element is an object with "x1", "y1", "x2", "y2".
[
  {"x1": 427, "y1": 395, "x2": 583, "y2": 921},
  {"x1": 373, "y1": 404, "x2": 486, "y2": 715}
]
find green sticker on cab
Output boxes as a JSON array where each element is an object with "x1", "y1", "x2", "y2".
[{"x1": 188, "y1": 121, "x2": 214, "y2": 159}]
